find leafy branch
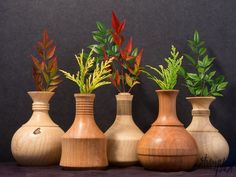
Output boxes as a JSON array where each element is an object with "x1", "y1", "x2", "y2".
[
  {"x1": 179, "y1": 31, "x2": 228, "y2": 96},
  {"x1": 31, "y1": 30, "x2": 62, "y2": 91},
  {"x1": 90, "y1": 11, "x2": 144, "y2": 93},
  {"x1": 60, "y1": 48, "x2": 112, "y2": 93},
  {"x1": 142, "y1": 45, "x2": 183, "y2": 90}
]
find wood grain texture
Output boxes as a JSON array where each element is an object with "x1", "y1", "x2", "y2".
[
  {"x1": 60, "y1": 94, "x2": 108, "y2": 169},
  {"x1": 137, "y1": 90, "x2": 198, "y2": 171},
  {"x1": 186, "y1": 97, "x2": 229, "y2": 167},
  {"x1": 11, "y1": 91, "x2": 64, "y2": 166},
  {"x1": 105, "y1": 93, "x2": 143, "y2": 166}
]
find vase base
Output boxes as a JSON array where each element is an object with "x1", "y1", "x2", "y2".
[
  {"x1": 60, "y1": 137, "x2": 108, "y2": 169},
  {"x1": 16, "y1": 162, "x2": 58, "y2": 166},
  {"x1": 138, "y1": 154, "x2": 197, "y2": 171},
  {"x1": 109, "y1": 161, "x2": 138, "y2": 166},
  {"x1": 60, "y1": 165, "x2": 107, "y2": 170}
]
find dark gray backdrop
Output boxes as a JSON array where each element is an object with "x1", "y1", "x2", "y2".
[{"x1": 0, "y1": 0, "x2": 235, "y2": 165}]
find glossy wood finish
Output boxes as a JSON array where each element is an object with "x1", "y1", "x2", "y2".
[
  {"x1": 60, "y1": 94, "x2": 108, "y2": 169},
  {"x1": 137, "y1": 90, "x2": 198, "y2": 171},
  {"x1": 105, "y1": 93, "x2": 143, "y2": 166},
  {"x1": 11, "y1": 91, "x2": 64, "y2": 166},
  {"x1": 186, "y1": 97, "x2": 229, "y2": 167}
]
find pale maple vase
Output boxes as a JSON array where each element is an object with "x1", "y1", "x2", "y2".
[
  {"x1": 105, "y1": 93, "x2": 143, "y2": 166},
  {"x1": 11, "y1": 91, "x2": 64, "y2": 166},
  {"x1": 186, "y1": 97, "x2": 229, "y2": 167},
  {"x1": 137, "y1": 90, "x2": 198, "y2": 171},
  {"x1": 60, "y1": 94, "x2": 108, "y2": 169}
]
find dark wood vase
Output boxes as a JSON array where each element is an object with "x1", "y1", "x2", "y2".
[
  {"x1": 60, "y1": 94, "x2": 108, "y2": 169},
  {"x1": 137, "y1": 90, "x2": 198, "y2": 171}
]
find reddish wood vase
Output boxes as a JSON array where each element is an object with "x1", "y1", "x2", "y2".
[
  {"x1": 60, "y1": 94, "x2": 108, "y2": 169},
  {"x1": 137, "y1": 90, "x2": 198, "y2": 171}
]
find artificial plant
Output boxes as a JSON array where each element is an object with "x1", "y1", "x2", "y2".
[
  {"x1": 60, "y1": 48, "x2": 112, "y2": 93},
  {"x1": 31, "y1": 30, "x2": 61, "y2": 91},
  {"x1": 90, "y1": 11, "x2": 144, "y2": 93},
  {"x1": 142, "y1": 45, "x2": 183, "y2": 89},
  {"x1": 179, "y1": 31, "x2": 228, "y2": 96}
]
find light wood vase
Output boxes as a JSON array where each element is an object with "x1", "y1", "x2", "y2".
[
  {"x1": 186, "y1": 97, "x2": 229, "y2": 167},
  {"x1": 105, "y1": 93, "x2": 143, "y2": 166},
  {"x1": 11, "y1": 91, "x2": 64, "y2": 166},
  {"x1": 137, "y1": 90, "x2": 198, "y2": 171},
  {"x1": 60, "y1": 94, "x2": 108, "y2": 169}
]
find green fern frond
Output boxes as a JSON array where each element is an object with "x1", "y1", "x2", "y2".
[
  {"x1": 60, "y1": 48, "x2": 112, "y2": 93},
  {"x1": 142, "y1": 45, "x2": 183, "y2": 90}
]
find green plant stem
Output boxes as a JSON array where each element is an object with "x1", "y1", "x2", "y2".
[
  {"x1": 111, "y1": 62, "x2": 120, "y2": 92},
  {"x1": 121, "y1": 62, "x2": 125, "y2": 92},
  {"x1": 116, "y1": 85, "x2": 122, "y2": 92},
  {"x1": 127, "y1": 76, "x2": 133, "y2": 93},
  {"x1": 200, "y1": 69, "x2": 206, "y2": 96}
]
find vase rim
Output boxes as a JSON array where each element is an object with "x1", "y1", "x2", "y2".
[
  {"x1": 117, "y1": 92, "x2": 132, "y2": 96},
  {"x1": 74, "y1": 93, "x2": 95, "y2": 97},
  {"x1": 155, "y1": 89, "x2": 179, "y2": 93},
  {"x1": 186, "y1": 96, "x2": 216, "y2": 100},
  {"x1": 28, "y1": 91, "x2": 55, "y2": 94}
]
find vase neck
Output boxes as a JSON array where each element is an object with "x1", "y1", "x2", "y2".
[
  {"x1": 187, "y1": 97, "x2": 217, "y2": 132},
  {"x1": 153, "y1": 90, "x2": 183, "y2": 126},
  {"x1": 157, "y1": 90, "x2": 178, "y2": 117},
  {"x1": 28, "y1": 91, "x2": 54, "y2": 111},
  {"x1": 25, "y1": 91, "x2": 58, "y2": 127},
  {"x1": 116, "y1": 93, "x2": 133, "y2": 116},
  {"x1": 75, "y1": 94, "x2": 95, "y2": 116},
  {"x1": 188, "y1": 97, "x2": 215, "y2": 118},
  {"x1": 187, "y1": 97, "x2": 215, "y2": 111}
]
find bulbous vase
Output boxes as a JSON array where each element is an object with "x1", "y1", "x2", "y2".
[
  {"x1": 186, "y1": 97, "x2": 229, "y2": 167},
  {"x1": 11, "y1": 91, "x2": 64, "y2": 166},
  {"x1": 137, "y1": 90, "x2": 198, "y2": 171}
]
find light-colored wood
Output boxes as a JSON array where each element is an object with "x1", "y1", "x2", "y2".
[
  {"x1": 186, "y1": 97, "x2": 229, "y2": 167},
  {"x1": 137, "y1": 90, "x2": 198, "y2": 171},
  {"x1": 105, "y1": 93, "x2": 143, "y2": 166},
  {"x1": 60, "y1": 94, "x2": 108, "y2": 169},
  {"x1": 11, "y1": 91, "x2": 64, "y2": 166}
]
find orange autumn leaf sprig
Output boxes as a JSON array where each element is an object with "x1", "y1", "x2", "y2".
[
  {"x1": 90, "y1": 11, "x2": 144, "y2": 93},
  {"x1": 31, "y1": 30, "x2": 62, "y2": 91}
]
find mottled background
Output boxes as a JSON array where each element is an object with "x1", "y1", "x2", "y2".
[{"x1": 0, "y1": 0, "x2": 235, "y2": 165}]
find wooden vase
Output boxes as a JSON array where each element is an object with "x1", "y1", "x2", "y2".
[
  {"x1": 137, "y1": 90, "x2": 198, "y2": 171},
  {"x1": 11, "y1": 91, "x2": 64, "y2": 166},
  {"x1": 105, "y1": 93, "x2": 143, "y2": 166},
  {"x1": 186, "y1": 97, "x2": 229, "y2": 167},
  {"x1": 60, "y1": 94, "x2": 108, "y2": 169}
]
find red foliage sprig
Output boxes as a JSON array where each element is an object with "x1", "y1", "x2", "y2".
[
  {"x1": 102, "y1": 11, "x2": 144, "y2": 92},
  {"x1": 31, "y1": 30, "x2": 62, "y2": 91}
]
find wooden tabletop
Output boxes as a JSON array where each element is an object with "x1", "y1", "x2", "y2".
[{"x1": 0, "y1": 163, "x2": 235, "y2": 177}]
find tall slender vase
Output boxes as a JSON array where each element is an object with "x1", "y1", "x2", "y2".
[
  {"x1": 60, "y1": 94, "x2": 108, "y2": 169},
  {"x1": 105, "y1": 93, "x2": 143, "y2": 165},
  {"x1": 186, "y1": 97, "x2": 229, "y2": 167},
  {"x1": 137, "y1": 90, "x2": 198, "y2": 171},
  {"x1": 11, "y1": 91, "x2": 64, "y2": 166}
]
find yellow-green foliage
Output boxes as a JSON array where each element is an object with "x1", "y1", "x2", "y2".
[
  {"x1": 142, "y1": 45, "x2": 183, "y2": 90},
  {"x1": 60, "y1": 48, "x2": 112, "y2": 93}
]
